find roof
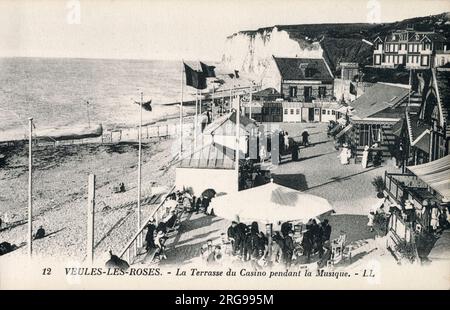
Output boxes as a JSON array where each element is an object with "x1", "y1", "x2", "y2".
[
  {"x1": 350, "y1": 83, "x2": 410, "y2": 119},
  {"x1": 203, "y1": 111, "x2": 257, "y2": 135},
  {"x1": 252, "y1": 87, "x2": 280, "y2": 98},
  {"x1": 179, "y1": 142, "x2": 236, "y2": 170},
  {"x1": 361, "y1": 67, "x2": 424, "y2": 85},
  {"x1": 406, "y1": 113, "x2": 430, "y2": 145},
  {"x1": 378, "y1": 30, "x2": 447, "y2": 43},
  {"x1": 434, "y1": 69, "x2": 450, "y2": 136},
  {"x1": 392, "y1": 118, "x2": 404, "y2": 137},
  {"x1": 273, "y1": 57, "x2": 334, "y2": 81},
  {"x1": 407, "y1": 155, "x2": 450, "y2": 202},
  {"x1": 413, "y1": 131, "x2": 430, "y2": 153}
]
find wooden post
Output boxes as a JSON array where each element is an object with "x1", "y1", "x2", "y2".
[
  {"x1": 28, "y1": 117, "x2": 33, "y2": 259},
  {"x1": 87, "y1": 174, "x2": 95, "y2": 264}
]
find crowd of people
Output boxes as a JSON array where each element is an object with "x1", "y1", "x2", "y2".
[
  {"x1": 258, "y1": 129, "x2": 311, "y2": 165},
  {"x1": 225, "y1": 218, "x2": 333, "y2": 268}
]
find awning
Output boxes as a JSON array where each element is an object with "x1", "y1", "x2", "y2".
[
  {"x1": 392, "y1": 118, "x2": 404, "y2": 137},
  {"x1": 407, "y1": 155, "x2": 450, "y2": 202},
  {"x1": 335, "y1": 124, "x2": 353, "y2": 139}
]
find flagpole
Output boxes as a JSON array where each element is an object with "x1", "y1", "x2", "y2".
[
  {"x1": 234, "y1": 77, "x2": 240, "y2": 192},
  {"x1": 195, "y1": 88, "x2": 198, "y2": 150},
  {"x1": 137, "y1": 91, "x2": 143, "y2": 236},
  {"x1": 212, "y1": 82, "x2": 215, "y2": 122},
  {"x1": 86, "y1": 101, "x2": 91, "y2": 129},
  {"x1": 28, "y1": 117, "x2": 33, "y2": 259},
  {"x1": 249, "y1": 84, "x2": 253, "y2": 119},
  {"x1": 180, "y1": 61, "x2": 184, "y2": 158}
]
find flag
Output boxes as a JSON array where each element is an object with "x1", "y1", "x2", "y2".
[
  {"x1": 134, "y1": 99, "x2": 152, "y2": 111},
  {"x1": 234, "y1": 70, "x2": 240, "y2": 78},
  {"x1": 228, "y1": 73, "x2": 235, "y2": 79},
  {"x1": 184, "y1": 63, "x2": 207, "y2": 89},
  {"x1": 200, "y1": 62, "x2": 216, "y2": 78},
  {"x1": 350, "y1": 82, "x2": 357, "y2": 95}
]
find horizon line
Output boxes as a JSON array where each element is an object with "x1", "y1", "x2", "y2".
[{"x1": 0, "y1": 55, "x2": 222, "y2": 63}]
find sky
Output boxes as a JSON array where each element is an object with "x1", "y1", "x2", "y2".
[{"x1": 0, "y1": 0, "x2": 449, "y2": 61}]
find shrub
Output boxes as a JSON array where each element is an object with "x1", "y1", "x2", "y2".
[{"x1": 371, "y1": 176, "x2": 385, "y2": 195}]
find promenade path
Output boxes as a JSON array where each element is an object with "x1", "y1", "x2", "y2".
[{"x1": 163, "y1": 122, "x2": 400, "y2": 264}]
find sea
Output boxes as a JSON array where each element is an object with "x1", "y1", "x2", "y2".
[{"x1": 0, "y1": 57, "x2": 201, "y2": 140}]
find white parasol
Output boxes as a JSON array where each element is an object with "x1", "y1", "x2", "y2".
[{"x1": 210, "y1": 180, "x2": 334, "y2": 223}]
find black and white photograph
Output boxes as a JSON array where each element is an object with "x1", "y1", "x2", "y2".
[{"x1": 0, "y1": 0, "x2": 449, "y2": 291}]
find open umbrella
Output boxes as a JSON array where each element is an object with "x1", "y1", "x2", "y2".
[
  {"x1": 210, "y1": 181, "x2": 334, "y2": 223},
  {"x1": 201, "y1": 188, "x2": 216, "y2": 199}
]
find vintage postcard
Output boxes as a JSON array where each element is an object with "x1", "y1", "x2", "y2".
[{"x1": 0, "y1": 0, "x2": 449, "y2": 292}]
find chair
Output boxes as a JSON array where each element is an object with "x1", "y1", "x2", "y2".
[
  {"x1": 220, "y1": 233, "x2": 233, "y2": 255},
  {"x1": 330, "y1": 233, "x2": 346, "y2": 264}
]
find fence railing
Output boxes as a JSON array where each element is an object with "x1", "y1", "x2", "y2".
[
  {"x1": 384, "y1": 172, "x2": 414, "y2": 203},
  {"x1": 118, "y1": 185, "x2": 176, "y2": 264},
  {"x1": 20, "y1": 122, "x2": 195, "y2": 147}
]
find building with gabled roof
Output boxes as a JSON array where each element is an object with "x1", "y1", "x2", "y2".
[
  {"x1": 372, "y1": 29, "x2": 450, "y2": 69},
  {"x1": 344, "y1": 83, "x2": 412, "y2": 159},
  {"x1": 261, "y1": 56, "x2": 334, "y2": 103}
]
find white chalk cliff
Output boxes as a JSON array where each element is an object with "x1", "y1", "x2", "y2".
[{"x1": 222, "y1": 27, "x2": 324, "y2": 80}]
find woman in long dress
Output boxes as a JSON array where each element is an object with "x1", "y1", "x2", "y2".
[{"x1": 338, "y1": 144, "x2": 351, "y2": 165}]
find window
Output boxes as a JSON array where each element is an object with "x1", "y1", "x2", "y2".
[
  {"x1": 375, "y1": 54, "x2": 381, "y2": 65},
  {"x1": 421, "y1": 55, "x2": 429, "y2": 66},
  {"x1": 327, "y1": 110, "x2": 331, "y2": 115},
  {"x1": 400, "y1": 43, "x2": 406, "y2": 50},
  {"x1": 305, "y1": 68, "x2": 314, "y2": 77},
  {"x1": 378, "y1": 44, "x2": 383, "y2": 50},
  {"x1": 322, "y1": 109, "x2": 326, "y2": 115},
  {"x1": 358, "y1": 124, "x2": 383, "y2": 146},
  {"x1": 284, "y1": 109, "x2": 288, "y2": 115},
  {"x1": 319, "y1": 86, "x2": 327, "y2": 98},
  {"x1": 394, "y1": 44, "x2": 399, "y2": 52},
  {"x1": 289, "y1": 86, "x2": 298, "y2": 98},
  {"x1": 290, "y1": 109, "x2": 294, "y2": 115},
  {"x1": 332, "y1": 110, "x2": 336, "y2": 115},
  {"x1": 359, "y1": 124, "x2": 370, "y2": 147},
  {"x1": 296, "y1": 109, "x2": 300, "y2": 115},
  {"x1": 408, "y1": 44, "x2": 413, "y2": 52}
]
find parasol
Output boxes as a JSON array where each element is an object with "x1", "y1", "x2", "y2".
[
  {"x1": 210, "y1": 180, "x2": 334, "y2": 223},
  {"x1": 201, "y1": 188, "x2": 217, "y2": 199}
]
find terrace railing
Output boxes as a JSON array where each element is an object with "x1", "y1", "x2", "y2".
[
  {"x1": 383, "y1": 171, "x2": 426, "y2": 204},
  {"x1": 118, "y1": 185, "x2": 176, "y2": 264}
]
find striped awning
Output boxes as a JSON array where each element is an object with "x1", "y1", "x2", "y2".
[{"x1": 407, "y1": 155, "x2": 450, "y2": 203}]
